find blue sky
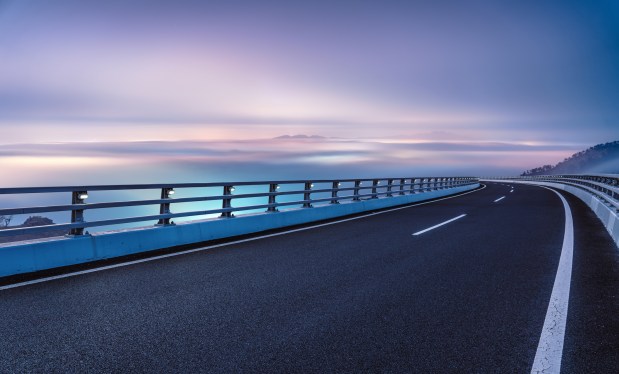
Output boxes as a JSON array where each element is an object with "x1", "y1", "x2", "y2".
[{"x1": 0, "y1": 0, "x2": 618, "y2": 183}]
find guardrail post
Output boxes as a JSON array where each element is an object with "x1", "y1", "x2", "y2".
[
  {"x1": 267, "y1": 183, "x2": 279, "y2": 212},
  {"x1": 303, "y1": 182, "x2": 313, "y2": 208},
  {"x1": 371, "y1": 179, "x2": 379, "y2": 198},
  {"x1": 331, "y1": 181, "x2": 340, "y2": 204},
  {"x1": 157, "y1": 187, "x2": 175, "y2": 225},
  {"x1": 353, "y1": 180, "x2": 361, "y2": 201},
  {"x1": 386, "y1": 179, "x2": 393, "y2": 197},
  {"x1": 399, "y1": 178, "x2": 405, "y2": 195},
  {"x1": 68, "y1": 190, "x2": 88, "y2": 236},
  {"x1": 220, "y1": 185, "x2": 235, "y2": 217},
  {"x1": 410, "y1": 178, "x2": 416, "y2": 193}
]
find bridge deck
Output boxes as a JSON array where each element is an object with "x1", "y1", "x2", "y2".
[{"x1": 1, "y1": 183, "x2": 617, "y2": 372}]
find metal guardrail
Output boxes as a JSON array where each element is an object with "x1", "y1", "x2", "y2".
[
  {"x1": 492, "y1": 174, "x2": 619, "y2": 212},
  {"x1": 0, "y1": 177, "x2": 478, "y2": 238}
]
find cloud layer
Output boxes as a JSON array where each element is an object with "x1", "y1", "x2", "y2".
[
  {"x1": 0, "y1": 137, "x2": 583, "y2": 186},
  {"x1": 0, "y1": 0, "x2": 618, "y2": 146}
]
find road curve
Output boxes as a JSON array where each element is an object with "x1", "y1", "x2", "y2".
[{"x1": 0, "y1": 182, "x2": 617, "y2": 372}]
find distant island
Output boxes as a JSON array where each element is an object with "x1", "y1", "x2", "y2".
[
  {"x1": 522, "y1": 140, "x2": 619, "y2": 176},
  {"x1": 273, "y1": 134, "x2": 326, "y2": 140}
]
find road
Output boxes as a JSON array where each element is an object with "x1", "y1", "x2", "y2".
[{"x1": 1, "y1": 182, "x2": 618, "y2": 372}]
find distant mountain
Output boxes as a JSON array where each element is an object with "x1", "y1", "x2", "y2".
[
  {"x1": 522, "y1": 141, "x2": 619, "y2": 176},
  {"x1": 0, "y1": 216, "x2": 65, "y2": 244},
  {"x1": 273, "y1": 134, "x2": 326, "y2": 140}
]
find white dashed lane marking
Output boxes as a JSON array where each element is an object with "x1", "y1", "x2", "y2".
[{"x1": 412, "y1": 214, "x2": 467, "y2": 236}]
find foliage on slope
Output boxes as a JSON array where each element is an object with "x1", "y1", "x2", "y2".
[{"x1": 522, "y1": 141, "x2": 619, "y2": 176}]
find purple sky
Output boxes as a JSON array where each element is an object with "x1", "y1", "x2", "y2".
[{"x1": 1, "y1": 0, "x2": 618, "y2": 183}]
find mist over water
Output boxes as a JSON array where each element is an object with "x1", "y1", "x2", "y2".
[
  {"x1": 0, "y1": 137, "x2": 584, "y2": 233},
  {"x1": 0, "y1": 137, "x2": 578, "y2": 186},
  {"x1": 0, "y1": 156, "x2": 503, "y2": 233}
]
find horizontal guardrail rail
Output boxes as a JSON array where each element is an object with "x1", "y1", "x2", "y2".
[{"x1": 0, "y1": 177, "x2": 478, "y2": 240}]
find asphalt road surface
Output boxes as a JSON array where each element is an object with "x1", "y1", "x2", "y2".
[{"x1": 1, "y1": 182, "x2": 617, "y2": 373}]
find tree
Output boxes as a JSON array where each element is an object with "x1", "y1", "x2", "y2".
[
  {"x1": 521, "y1": 140, "x2": 619, "y2": 175},
  {"x1": 0, "y1": 215, "x2": 13, "y2": 227}
]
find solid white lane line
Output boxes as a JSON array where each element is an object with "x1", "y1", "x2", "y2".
[
  {"x1": 531, "y1": 187, "x2": 574, "y2": 374},
  {"x1": 412, "y1": 214, "x2": 467, "y2": 236},
  {"x1": 0, "y1": 185, "x2": 487, "y2": 291},
  {"x1": 494, "y1": 196, "x2": 506, "y2": 202}
]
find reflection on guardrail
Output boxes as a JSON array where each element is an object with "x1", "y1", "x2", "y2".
[{"x1": 0, "y1": 177, "x2": 478, "y2": 240}]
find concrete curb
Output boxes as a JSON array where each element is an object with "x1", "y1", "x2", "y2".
[
  {"x1": 0, "y1": 184, "x2": 479, "y2": 277},
  {"x1": 485, "y1": 180, "x2": 619, "y2": 249}
]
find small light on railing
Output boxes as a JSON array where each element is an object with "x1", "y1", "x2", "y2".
[
  {"x1": 78, "y1": 193, "x2": 89, "y2": 200},
  {"x1": 377, "y1": 181, "x2": 381, "y2": 185},
  {"x1": 230, "y1": 186, "x2": 236, "y2": 192},
  {"x1": 276, "y1": 185, "x2": 280, "y2": 190},
  {"x1": 167, "y1": 189, "x2": 175, "y2": 196},
  {"x1": 310, "y1": 183, "x2": 314, "y2": 188},
  {"x1": 338, "y1": 182, "x2": 341, "y2": 186}
]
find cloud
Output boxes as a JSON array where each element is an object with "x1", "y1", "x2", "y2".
[
  {"x1": 0, "y1": 137, "x2": 581, "y2": 170},
  {"x1": 0, "y1": 136, "x2": 592, "y2": 189},
  {"x1": 1, "y1": 0, "x2": 618, "y2": 146}
]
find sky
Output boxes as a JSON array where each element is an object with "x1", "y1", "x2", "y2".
[{"x1": 1, "y1": 0, "x2": 618, "y2": 185}]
